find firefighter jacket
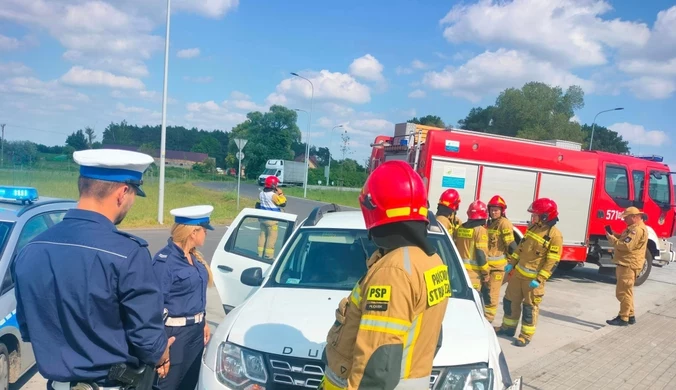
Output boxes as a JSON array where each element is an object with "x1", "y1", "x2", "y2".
[
  {"x1": 453, "y1": 223, "x2": 489, "y2": 279},
  {"x1": 322, "y1": 246, "x2": 450, "y2": 390},
  {"x1": 508, "y1": 222, "x2": 563, "y2": 284},
  {"x1": 436, "y1": 214, "x2": 462, "y2": 236},
  {"x1": 609, "y1": 221, "x2": 648, "y2": 270},
  {"x1": 487, "y1": 217, "x2": 516, "y2": 270}
]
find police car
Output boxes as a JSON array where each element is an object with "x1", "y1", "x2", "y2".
[
  {"x1": 203, "y1": 204, "x2": 523, "y2": 390},
  {"x1": 0, "y1": 186, "x2": 76, "y2": 389}
]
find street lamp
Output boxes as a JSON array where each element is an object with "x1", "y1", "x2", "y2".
[
  {"x1": 589, "y1": 107, "x2": 624, "y2": 151},
  {"x1": 327, "y1": 125, "x2": 343, "y2": 186},
  {"x1": 291, "y1": 72, "x2": 314, "y2": 198},
  {"x1": 158, "y1": 0, "x2": 171, "y2": 224}
]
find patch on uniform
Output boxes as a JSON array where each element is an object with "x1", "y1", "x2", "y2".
[
  {"x1": 534, "y1": 297, "x2": 542, "y2": 304},
  {"x1": 481, "y1": 234, "x2": 488, "y2": 240},
  {"x1": 365, "y1": 302, "x2": 388, "y2": 311},
  {"x1": 366, "y1": 286, "x2": 391, "y2": 302},
  {"x1": 624, "y1": 236, "x2": 632, "y2": 243},
  {"x1": 501, "y1": 228, "x2": 512, "y2": 234},
  {"x1": 424, "y1": 265, "x2": 452, "y2": 306},
  {"x1": 457, "y1": 228, "x2": 473, "y2": 239},
  {"x1": 549, "y1": 245, "x2": 560, "y2": 252},
  {"x1": 340, "y1": 366, "x2": 347, "y2": 374},
  {"x1": 494, "y1": 273, "x2": 503, "y2": 281}
]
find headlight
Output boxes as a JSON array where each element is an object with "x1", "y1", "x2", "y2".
[
  {"x1": 435, "y1": 364, "x2": 493, "y2": 390},
  {"x1": 215, "y1": 342, "x2": 268, "y2": 389}
]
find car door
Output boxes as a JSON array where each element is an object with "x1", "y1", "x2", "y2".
[{"x1": 211, "y1": 207, "x2": 297, "y2": 313}]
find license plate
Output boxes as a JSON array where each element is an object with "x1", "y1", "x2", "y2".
[{"x1": 507, "y1": 376, "x2": 523, "y2": 390}]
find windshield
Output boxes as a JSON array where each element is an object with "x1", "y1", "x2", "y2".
[
  {"x1": 262, "y1": 169, "x2": 277, "y2": 175},
  {"x1": 0, "y1": 221, "x2": 14, "y2": 256},
  {"x1": 266, "y1": 228, "x2": 471, "y2": 300}
]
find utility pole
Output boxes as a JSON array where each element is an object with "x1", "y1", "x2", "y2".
[{"x1": 1, "y1": 124, "x2": 4, "y2": 168}]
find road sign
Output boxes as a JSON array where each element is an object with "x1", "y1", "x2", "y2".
[
  {"x1": 234, "y1": 138, "x2": 248, "y2": 151},
  {"x1": 236, "y1": 152, "x2": 244, "y2": 160}
]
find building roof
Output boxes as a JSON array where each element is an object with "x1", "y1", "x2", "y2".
[
  {"x1": 294, "y1": 154, "x2": 320, "y2": 166},
  {"x1": 102, "y1": 144, "x2": 208, "y2": 163}
]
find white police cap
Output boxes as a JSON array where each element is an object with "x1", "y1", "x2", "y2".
[
  {"x1": 73, "y1": 149, "x2": 155, "y2": 197},
  {"x1": 170, "y1": 205, "x2": 215, "y2": 230}
]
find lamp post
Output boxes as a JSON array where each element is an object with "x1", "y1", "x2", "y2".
[
  {"x1": 327, "y1": 124, "x2": 343, "y2": 186},
  {"x1": 291, "y1": 72, "x2": 313, "y2": 198},
  {"x1": 157, "y1": 0, "x2": 171, "y2": 224},
  {"x1": 589, "y1": 107, "x2": 624, "y2": 151}
]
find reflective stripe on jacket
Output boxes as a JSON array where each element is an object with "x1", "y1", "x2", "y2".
[
  {"x1": 486, "y1": 217, "x2": 515, "y2": 269},
  {"x1": 508, "y1": 223, "x2": 563, "y2": 283}
]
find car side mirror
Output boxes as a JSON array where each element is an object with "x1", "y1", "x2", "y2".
[{"x1": 241, "y1": 267, "x2": 264, "y2": 287}]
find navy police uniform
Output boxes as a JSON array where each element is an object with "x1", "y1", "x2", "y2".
[
  {"x1": 152, "y1": 205, "x2": 213, "y2": 390},
  {"x1": 12, "y1": 149, "x2": 168, "y2": 390}
]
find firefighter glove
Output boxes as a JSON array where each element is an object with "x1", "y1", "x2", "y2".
[
  {"x1": 505, "y1": 264, "x2": 513, "y2": 273},
  {"x1": 529, "y1": 280, "x2": 540, "y2": 289}
]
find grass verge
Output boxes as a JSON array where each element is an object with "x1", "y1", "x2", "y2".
[
  {"x1": 0, "y1": 170, "x2": 255, "y2": 228},
  {"x1": 281, "y1": 186, "x2": 361, "y2": 208}
]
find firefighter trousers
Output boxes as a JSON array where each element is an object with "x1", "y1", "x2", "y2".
[
  {"x1": 616, "y1": 265, "x2": 639, "y2": 321},
  {"x1": 466, "y1": 267, "x2": 483, "y2": 292},
  {"x1": 257, "y1": 220, "x2": 278, "y2": 259},
  {"x1": 499, "y1": 275, "x2": 544, "y2": 342},
  {"x1": 482, "y1": 268, "x2": 505, "y2": 322}
]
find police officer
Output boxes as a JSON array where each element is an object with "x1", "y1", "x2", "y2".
[
  {"x1": 256, "y1": 175, "x2": 287, "y2": 259},
  {"x1": 436, "y1": 189, "x2": 462, "y2": 235},
  {"x1": 483, "y1": 195, "x2": 518, "y2": 323},
  {"x1": 605, "y1": 206, "x2": 648, "y2": 326},
  {"x1": 13, "y1": 149, "x2": 174, "y2": 390},
  {"x1": 319, "y1": 160, "x2": 449, "y2": 389},
  {"x1": 495, "y1": 198, "x2": 563, "y2": 347},
  {"x1": 454, "y1": 200, "x2": 490, "y2": 292},
  {"x1": 152, "y1": 205, "x2": 215, "y2": 389}
]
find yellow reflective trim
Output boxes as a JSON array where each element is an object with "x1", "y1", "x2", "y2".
[
  {"x1": 539, "y1": 270, "x2": 552, "y2": 279},
  {"x1": 502, "y1": 318, "x2": 518, "y2": 326},
  {"x1": 501, "y1": 228, "x2": 512, "y2": 234},
  {"x1": 456, "y1": 227, "x2": 473, "y2": 239},
  {"x1": 403, "y1": 313, "x2": 422, "y2": 378},
  {"x1": 547, "y1": 254, "x2": 561, "y2": 261},
  {"x1": 488, "y1": 259, "x2": 508, "y2": 267},
  {"x1": 525, "y1": 231, "x2": 545, "y2": 244},
  {"x1": 359, "y1": 324, "x2": 407, "y2": 337},
  {"x1": 361, "y1": 314, "x2": 412, "y2": 328},
  {"x1": 516, "y1": 264, "x2": 537, "y2": 278},
  {"x1": 521, "y1": 325, "x2": 536, "y2": 335},
  {"x1": 350, "y1": 285, "x2": 362, "y2": 306},
  {"x1": 510, "y1": 252, "x2": 520, "y2": 260},
  {"x1": 476, "y1": 243, "x2": 488, "y2": 249},
  {"x1": 365, "y1": 285, "x2": 391, "y2": 302},
  {"x1": 464, "y1": 263, "x2": 489, "y2": 271},
  {"x1": 320, "y1": 377, "x2": 346, "y2": 390},
  {"x1": 487, "y1": 229, "x2": 499, "y2": 234},
  {"x1": 386, "y1": 207, "x2": 411, "y2": 218},
  {"x1": 484, "y1": 306, "x2": 497, "y2": 314},
  {"x1": 419, "y1": 207, "x2": 428, "y2": 216}
]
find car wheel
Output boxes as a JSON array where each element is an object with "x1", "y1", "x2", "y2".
[
  {"x1": 634, "y1": 250, "x2": 652, "y2": 287},
  {"x1": 0, "y1": 343, "x2": 9, "y2": 390}
]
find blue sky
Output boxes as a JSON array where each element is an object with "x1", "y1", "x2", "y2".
[{"x1": 1, "y1": 0, "x2": 675, "y2": 167}]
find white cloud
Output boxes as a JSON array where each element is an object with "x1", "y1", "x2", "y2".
[
  {"x1": 395, "y1": 66, "x2": 413, "y2": 75},
  {"x1": 0, "y1": 62, "x2": 31, "y2": 75},
  {"x1": 408, "y1": 89, "x2": 426, "y2": 99},
  {"x1": 115, "y1": 102, "x2": 151, "y2": 114},
  {"x1": 187, "y1": 101, "x2": 221, "y2": 112},
  {"x1": 61, "y1": 66, "x2": 145, "y2": 89},
  {"x1": 411, "y1": 60, "x2": 428, "y2": 70},
  {"x1": 265, "y1": 92, "x2": 288, "y2": 106},
  {"x1": 0, "y1": 76, "x2": 89, "y2": 102},
  {"x1": 184, "y1": 100, "x2": 247, "y2": 131},
  {"x1": 177, "y1": 48, "x2": 200, "y2": 58},
  {"x1": 63, "y1": 52, "x2": 149, "y2": 77},
  {"x1": 396, "y1": 60, "x2": 430, "y2": 75},
  {"x1": 609, "y1": 122, "x2": 670, "y2": 146},
  {"x1": 230, "y1": 91, "x2": 250, "y2": 100},
  {"x1": 623, "y1": 77, "x2": 676, "y2": 99},
  {"x1": 172, "y1": 0, "x2": 239, "y2": 18},
  {"x1": 440, "y1": 0, "x2": 650, "y2": 68},
  {"x1": 0, "y1": 34, "x2": 21, "y2": 50},
  {"x1": 274, "y1": 70, "x2": 371, "y2": 104},
  {"x1": 349, "y1": 54, "x2": 385, "y2": 82},
  {"x1": 618, "y1": 58, "x2": 676, "y2": 76},
  {"x1": 570, "y1": 115, "x2": 581, "y2": 123},
  {"x1": 422, "y1": 49, "x2": 593, "y2": 102}
]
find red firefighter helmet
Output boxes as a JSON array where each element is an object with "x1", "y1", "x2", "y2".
[
  {"x1": 265, "y1": 175, "x2": 279, "y2": 188},
  {"x1": 439, "y1": 189, "x2": 461, "y2": 211},
  {"x1": 467, "y1": 200, "x2": 488, "y2": 220},
  {"x1": 528, "y1": 198, "x2": 559, "y2": 222},
  {"x1": 488, "y1": 195, "x2": 507, "y2": 216},
  {"x1": 359, "y1": 160, "x2": 429, "y2": 230}
]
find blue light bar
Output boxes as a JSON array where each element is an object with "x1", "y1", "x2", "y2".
[
  {"x1": 0, "y1": 186, "x2": 39, "y2": 203},
  {"x1": 636, "y1": 155, "x2": 664, "y2": 162}
]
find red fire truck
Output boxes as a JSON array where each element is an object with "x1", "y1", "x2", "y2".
[{"x1": 368, "y1": 123, "x2": 676, "y2": 286}]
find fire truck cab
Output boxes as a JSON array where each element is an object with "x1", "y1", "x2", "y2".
[{"x1": 368, "y1": 123, "x2": 676, "y2": 286}]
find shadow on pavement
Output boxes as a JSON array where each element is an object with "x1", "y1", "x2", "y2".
[
  {"x1": 13, "y1": 365, "x2": 39, "y2": 390},
  {"x1": 537, "y1": 309, "x2": 606, "y2": 330},
  {"x1": 547, "y1": 266, "x2": 617, "y2": 286}
]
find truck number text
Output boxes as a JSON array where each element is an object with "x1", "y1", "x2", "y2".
[{"x1": 605, "y1": 210, "x2": 624, "y2": 221}]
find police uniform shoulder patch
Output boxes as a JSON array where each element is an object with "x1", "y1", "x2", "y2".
[
  {"x1": 114, "y1": 230, "x2": 149, "y2": 247},
  {"x1": 154, "y1": 252, "x2": 170, "y2": 262}
]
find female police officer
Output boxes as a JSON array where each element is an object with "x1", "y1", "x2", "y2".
[{"x1": 152, "y1": 205, "x2": 215, "y2": 390}]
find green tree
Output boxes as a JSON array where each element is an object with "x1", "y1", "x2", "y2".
[
  {"x1": 6, "y1": 141, "x2": 38, "y2": 165},
  {"x1": 580, "y1": 124, "x2": 630, "y2": 154},
  {"x1": 408, "y1": 115, "x2": 445, "y2": 128},
  {"x1": 84, "y1": 127, "x2": 96, "y2": 147},
  {"x1": 458, "y1": 106, "x2": 495, "y2": 131},
  {"x1": 66, "y1": 129, "x2": 89, "y2": 151}
]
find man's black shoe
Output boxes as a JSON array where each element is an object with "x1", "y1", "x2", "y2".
[
  {"x1": 606, "y1": 317, "x2": 628, "y2": 326},
  {"x1": 629, "y1": 316, "x2": 636, "y2": 325}
]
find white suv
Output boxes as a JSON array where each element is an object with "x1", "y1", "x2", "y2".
[{"x1": 202, "y1": 204, "x2": 523, "y2": 390}]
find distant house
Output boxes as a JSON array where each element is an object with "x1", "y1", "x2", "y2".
[
  {"x1": 103, "y1": 144, "x2": 209, "y2": 169},
  {"x1": 294, "y1": 154, "x2": 320, "y2": 169}
]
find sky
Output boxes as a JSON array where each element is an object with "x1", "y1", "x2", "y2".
[{"x1": 0, "y1": 0, "x2": 675, "y2": 168}]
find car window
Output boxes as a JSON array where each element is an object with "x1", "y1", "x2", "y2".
[
  {"x1": 0, "y1": 222, "x2": 15, "y2": 257},
  {"x1": 267, "y1": 228, "x2": 471, "y2": 300},
  {"x1": 228, "y1": 216, "x2": 294, "y2": 264},
  {"x1": 605, "y1": 165, "x2": 629, "y2": 200},
  {"x1": 632, "y1": 170, "x2": 645, "y2": 201},
  {"x1": 649, "y1": 170, "x2": 671, "y2": 208}
]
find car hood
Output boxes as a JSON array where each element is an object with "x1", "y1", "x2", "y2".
[{"x1": 226, "y1": 287, "x2": 489, "y2": 366}]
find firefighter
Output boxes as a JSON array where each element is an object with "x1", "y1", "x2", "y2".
[
  {"x1": 605, "y1": 206, "x2": 648, "y2": 326},
  {"x1": 436, "y1": 189, "x2": 462, "y2": 235},
  {"x1": 257, "y1": 175, "x2": 287, "y2": 259},
  {"x1": 454, "y1": 200, "x2": 490, "y2": 292},
  {"x1": 483, "y1": 195, "x2": 518, "y2": 323},
  {"x1": 495, "y1": 198, "x2": 563, "y2": 347},
  {"x1": 319, "y1": 160, "x2": 449, "y2": 390}
]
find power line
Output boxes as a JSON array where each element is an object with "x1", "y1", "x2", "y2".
[{"x1": 2, "y1": 123, "x2": 71, "y2": 136}]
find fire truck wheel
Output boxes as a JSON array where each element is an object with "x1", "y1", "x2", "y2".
[
  {"x1": 634, "y1": 250, "x2": 653, "y2": 287},
  {"x1": 555, "y1": 261, "x2": 578, "y2": 272}
]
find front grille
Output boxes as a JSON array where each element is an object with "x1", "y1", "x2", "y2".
[
  {"x1": 265, "y1": 354, "x2": 324, "y2": 389},
  {"x1": 430, "y1": 369, "x2": 442, "y2": 389}
]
